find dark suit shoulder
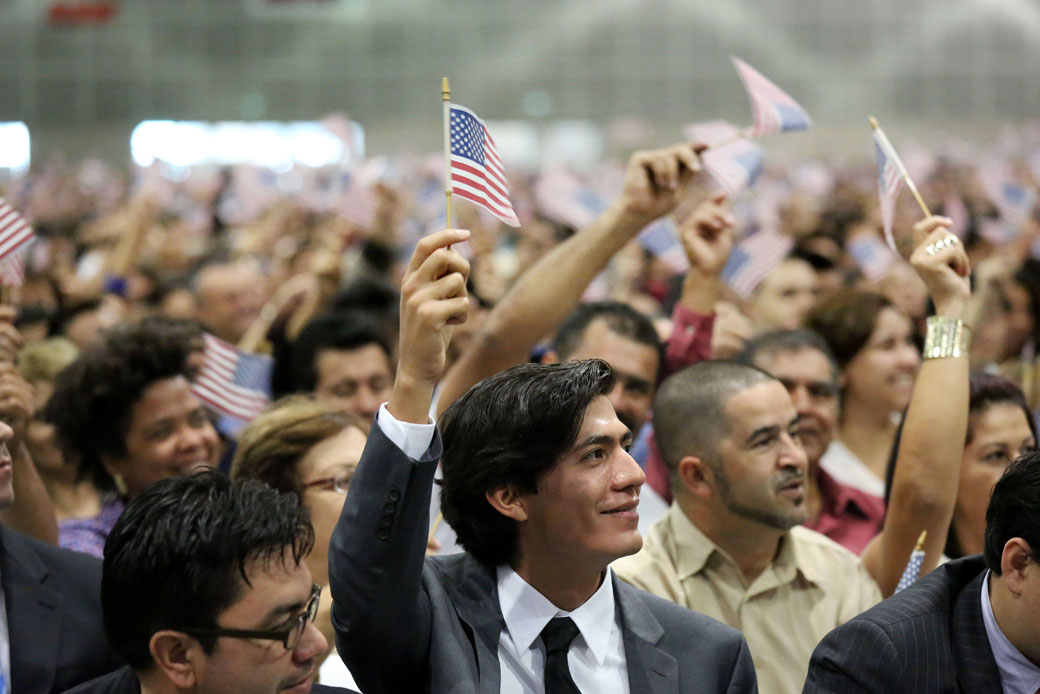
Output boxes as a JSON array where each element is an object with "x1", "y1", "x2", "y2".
[
  {"x1": 58, "y1": 666, "x2": 139, "y2": 694},
  {"x1": 846, "y1": 555, "x2": 985, "y2": 631}
]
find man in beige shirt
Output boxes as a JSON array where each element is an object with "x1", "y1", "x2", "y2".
[{"x1": 613, "y1": 361, "x2": 880, "y2": 694}]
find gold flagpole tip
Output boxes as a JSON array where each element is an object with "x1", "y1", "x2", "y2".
[
  {"x1": 914, "y1": 530, "x2": 928, "y2": 551},
  {"x1": 868, "y1": 116, "x2": 880, "y2": 130},
  {"x1": 442, "y1": 77, "x2": 451, "y2": 101}
]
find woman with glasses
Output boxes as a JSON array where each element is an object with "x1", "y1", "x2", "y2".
[{"x1": 232, "y1": 395, "x2": 368, "y2": 690}]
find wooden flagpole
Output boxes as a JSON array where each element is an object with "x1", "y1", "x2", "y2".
[
  {"x1": 870, "y1": 116, "x2": 931, "y2": 218},
  {"x1": 442, "y1": 77, "x2": 453, "y2": 229}
]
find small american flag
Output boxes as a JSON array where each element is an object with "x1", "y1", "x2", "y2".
[
  {"x1": 637, "y1": 217, "x2": 689, "y2": 274},
  {"x1": 702, "y1": 138, "x2": 764, "y2": 197},
  {"x1": 0, "y1": 199, "x2": 34, "y2": 263},
  {"x1": 191, "y1": 333, "x2": 273, "y2": 422},
  {"x1": 847, "y1": 232, "x2": 897, "y2": 283},
  {"x1": 720, "y1": 231, "x2": 793, "y2": 299},
  {"x1": 873, "y1": 132, "x2": 905, "y2": 252},
  {"x1": 979, "y1": 162, "x2": 1036, "y2": 228},
  {"x1": 732, "y1": 57, "x2": 812, "y2": 137},
  {"x1": 0, "y1": 244, "x2": 28, "y2": 287},
  {"x1": 449, "y1": 103, "x2": 520, "y2": 227},
  {"x1": 895, "y1": 532, "x2": 928, "y2": 593}
]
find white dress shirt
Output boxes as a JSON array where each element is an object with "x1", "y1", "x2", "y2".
[
  {"x1": 375, "y1": 404, "x2": 630, "y2": 693},
  {"x1": 980, "y1": 571, "x2": 1040, "y2": 694},
  {"x1": 497, "y1": 565, "x2": 630, "y2": 694}
]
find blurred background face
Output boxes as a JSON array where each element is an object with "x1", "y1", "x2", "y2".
[
  {"x1": 754, "y1": 347, "x2": 839, "y2": 466},
  {"x1": 953, "y1": 402, "x2": 1036, "y2": 556},
  {"x1": 750, "y1": 258, "x2": 818, "y2": 332},
  {"x1": 842, "y1": 307, "x2": 920, "y2": 414},
  {"x1": 313, "y1": 345, "x2": 394, "y2": 425}
]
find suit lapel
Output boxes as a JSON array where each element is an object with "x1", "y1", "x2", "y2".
[
  {"x1": 950, "y1": 570, "x2": 1003, "y2": 694},
  {"x1": 1, "y1": 527, "x2": 63, "y2": 694},
  {"x1": 613, "y1": 575, "x2": 678, "y2": 694},
  {"x1": 443, "y1": 555, "x2": 504, "y2": 693}
]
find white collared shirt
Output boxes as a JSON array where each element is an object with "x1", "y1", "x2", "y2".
[
  {"x1": 981, "y1": 571, "x2": 1040, "y2": 694},
  {"x1": 497, "y1": 565, "x2": 630, "y2": 694}
]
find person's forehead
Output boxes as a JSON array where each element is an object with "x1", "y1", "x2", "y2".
[
  {"x1": 722, "y1": 380, "x2": 796, "y2": 432},
  {"x1": 316, "y1": 344, "x2": 392, "y2": 380},
  {"x1": 756, "y1": 348, "x2": 834, "y2": 384},
  {"x1": 567, "y1": 321, "x2": 659, "y2": 382},
  {"x1": 130, "y1": 376, "x2": 201, "y2": 423},
  {"x1": 759, "y1": 258, "x2": 815, "y2": 291}
]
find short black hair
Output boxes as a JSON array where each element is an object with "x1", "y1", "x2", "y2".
[
  {"x1": 552, "y1": 301, "x2": 662, "y2": 374},
  {"x1": 735, "y1": 329, "x2": 839, "y2": 384},
  {"x1": 984, "y1": 451, "x2": 1040, "y2": 574},
  {"x1": 285, "y1": 311, "x2": 393, "y2": 395},
  {"x1": 438, "y1": 359, "x2": 614, "y2": 566},
  {"x1": 102, "y1": 470, "x2": 314, "y2": 670},
  {"x1": 44, "y1": 319, "x2": 196, "y2": 493}
]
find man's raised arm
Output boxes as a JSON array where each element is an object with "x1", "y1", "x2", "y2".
[
  {"x1": 436, "y1": 143, "x2": 704, "y2": 417},
  {"x1": 329, "y1": 227, "x2": 469, "y2": 694}
]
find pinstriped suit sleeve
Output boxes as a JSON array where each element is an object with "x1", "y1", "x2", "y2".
[{"x1": 802, "y1": 617, "x2": 903, "y2": 693}]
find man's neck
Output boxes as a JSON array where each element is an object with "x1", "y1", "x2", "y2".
[
  {"x1": 989, "y1": 573, "x2": 1040, "y2": 668},
  {"x1": 510, "y1": 552, "x2": 606, "y2": 612},
  {"x1": 678, "y1": 496, "x2": 784, "y2": 585}
]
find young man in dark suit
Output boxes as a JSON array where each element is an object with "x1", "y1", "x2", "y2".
[
  {"x1": 804, "y1": 450, "x2": 1040, "y2": 693},
  {"x1": 0, "y1": 417, "x2": 121, "y2": 694},
  {"x1": 64, "y1": 470, "x2": 355, "y2": 694},
  {"x1": 330, "y1": 228, "x2": 757, "y2": 694}
]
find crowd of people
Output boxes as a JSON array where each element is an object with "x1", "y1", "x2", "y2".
[{"x1": 2, "y1": 131, "x2": 1040, "y2": 694}]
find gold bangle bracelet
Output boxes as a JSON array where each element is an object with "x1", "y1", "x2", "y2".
[{"x1": 923, "y1": 315, "x2": 970, "y2": 359}]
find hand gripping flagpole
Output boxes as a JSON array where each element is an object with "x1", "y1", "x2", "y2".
[
  {"x1": 442, "y1": 77, "x2": 453, "y2": 229},
  {"x1": 869, "y1": 116, "x2": 931, "y2": 218}
]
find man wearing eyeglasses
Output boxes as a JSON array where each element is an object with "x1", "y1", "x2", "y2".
[{"x1": 62, "y1": 470, "x2": 357, "y2": 694}]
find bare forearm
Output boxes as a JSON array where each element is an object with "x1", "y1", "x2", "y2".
[{"x1": 872, "y1": 340, "x2": 968, "y2": 595}]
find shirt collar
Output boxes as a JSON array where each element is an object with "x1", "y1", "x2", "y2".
[
  {"x1": 496, "y1": 564, "x2": 617, "y2": 666},
  {"x1": 981, "y1": 570, "x2": 1040, "y2": 694},
  {"x1": 817, "y1": 468, "x2": 875, "y2": 520},
  {"x1": 668, "y1": 502, "x2": 824, "y2": 588}
]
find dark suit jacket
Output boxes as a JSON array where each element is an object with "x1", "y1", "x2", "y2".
[
  {"x1": 60, "y1": 665, "x2": 359, "y2": 693},
  {"x1": 330, "y1": 421, "x2": 758, "y2": 694},
  {"x1": 803, "y1": 555, "x2": 1002, "y2": 693},
  {"x1": 1, "y1": 525, "x2": 121, "y2": 694}
]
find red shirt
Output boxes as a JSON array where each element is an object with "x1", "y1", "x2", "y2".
[{"x1": 803, "y1": 468, "x2": 885, "y2": 555}]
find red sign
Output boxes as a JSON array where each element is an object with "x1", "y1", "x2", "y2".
[{"x1": 48, "y1": 1, "x2": 118, "y2": 25}]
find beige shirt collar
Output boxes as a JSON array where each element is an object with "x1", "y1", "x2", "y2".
[{"x1": 666, "y1": 502, "x2": 826, "y2": 588}]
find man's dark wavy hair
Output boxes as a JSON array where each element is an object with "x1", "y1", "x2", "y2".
[{"x1": 438, "y1": 359, "x2": 614, "y2": 566}]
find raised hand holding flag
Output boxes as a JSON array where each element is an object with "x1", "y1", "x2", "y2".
[{"x1": 443, "y1": 79, "x2": 520, "y2": 228}]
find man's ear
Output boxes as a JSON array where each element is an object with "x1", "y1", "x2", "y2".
[
  {"x1": 486, "y1": 485, "x2": 530, "y2": 522},
  {"x1": 676, "y1": 455, "x2": 716, "y2": 499},
  {"x1": 540, "y1": 349, "x2": 560, "y2": 365},
  {"x1": 149, "y1": 630, "x2": 202, "y2": 690},
  {"x1": 999, "y1": 538, "x2": 1035, "y2": 597}
]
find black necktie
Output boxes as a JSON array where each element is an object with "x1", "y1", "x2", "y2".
[{"x1": 540, "y1": 617, "x2": 582, "y2": 694}]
